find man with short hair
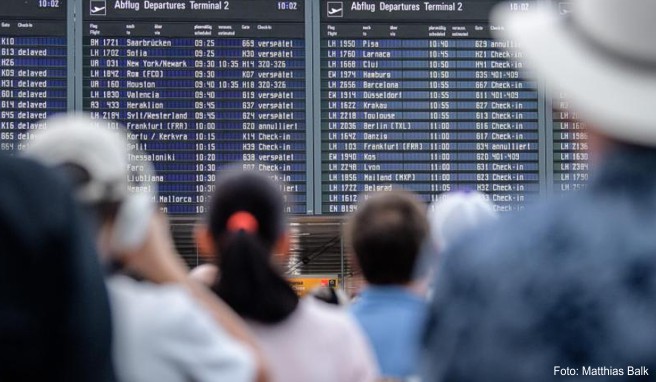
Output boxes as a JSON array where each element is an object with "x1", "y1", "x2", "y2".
[
  {"x1": 348, "y1": 190, "x2": 429, "y2": 380},
  {"x1": 422, "y1": 1, "x2": 656, "y2": 381}
]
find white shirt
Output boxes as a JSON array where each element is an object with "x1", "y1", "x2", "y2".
[
  {"x1": 107, "y1": 275, "x2": 255, "y2": 382},
  {"x1": 248, "y1": 297, "x2": 379, "y2": 382}
]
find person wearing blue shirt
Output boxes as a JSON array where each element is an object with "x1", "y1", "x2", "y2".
[{"x1": 347, "y1": 191, "x2": 429, "y2": 379}]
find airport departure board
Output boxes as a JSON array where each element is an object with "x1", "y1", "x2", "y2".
[
  {"x1": 0, "y1": 0, "x2": 68, "y2": 152},
  {"x1": 552, "y1": 90, "x2": 589, "y2": 194},
  {"x1": 320, "y1": 0, "x2": 539, "y2": 213},
  {"x1": 82, "y1": 0, "x2": 308, "y2": 214},
  {"x1": 0, "y1": 0, "x2": 594, "y2": 215},
  {"x1": 549, "y1": 1, "x2": 588, "y2": 195}
]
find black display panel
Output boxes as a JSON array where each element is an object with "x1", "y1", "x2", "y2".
[
  {"x1": 82, "y1": 0, "x2": 307, "y2": 215},
  {"x1": 552, "y1": 90, "x2": 589, "y2": 193},
  {"x1": 0, "y1": 0, "x2": 68, "y2": 152},
  {"x1": 0, "y1": 0, "x2": 596, "y2": 218},
  {"x1": 549, "y1": 3, "x2": 589, "y2": 195},
  {"x1": 319, "y1": 0, "x2": 540, "y2": 213}
]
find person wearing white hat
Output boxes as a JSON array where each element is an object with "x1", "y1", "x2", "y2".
[
  {"x1": 427, "y1": 191, "x2": 498, "y2": 253},
  {"x1": 416, "y1": 191, "x2": 498, "y2": 300},
  {"x1": 421, "y1": 1, "x2": 656, "y2": 381},
  {"x1": 24, "y1": 114, "x2": 263, "y2": 382}
]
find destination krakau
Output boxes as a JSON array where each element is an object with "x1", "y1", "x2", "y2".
[
  {"x1": 112, "y1": 0, "x2": 230, "y2": 12},
  {"x1": 350, "y1": 1, "x2": 464, "y2": 13}
]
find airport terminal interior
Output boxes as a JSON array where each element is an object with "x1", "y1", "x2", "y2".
[
  {"x1": 12, "y1": 0, "x2": 656, "y2": 380},
  {"x1": 1, "y1": 0, "x2": 583, "y2": 292}
]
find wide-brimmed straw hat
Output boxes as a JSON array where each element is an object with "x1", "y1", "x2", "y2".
[{"x1": 491, "y1": 0, "x2": 656, "y2": 145}]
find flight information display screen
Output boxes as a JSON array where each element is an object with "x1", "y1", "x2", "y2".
[
  {"x1": 320, "y1": 0, "x2": 540, "y2": 213},
  {"x1": 82, "y1": 0, "x2": 308, "y2": 214},
  {"x1": 552, "y1": 90, "x2": 589, "y2": 194},
  {"x1": 0, "y1": 0, "x2": 593, "y2": 216},
  {"x1": 549, "y1": 0, "x2": 589, "y2": 196},
  {"x1": 0, "y1": 0, "x2": 68, "y2": 152}
]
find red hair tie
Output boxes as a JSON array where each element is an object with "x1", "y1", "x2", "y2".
[{"x1": 226, "y1": 211, "x2": 259, "y2": 234}]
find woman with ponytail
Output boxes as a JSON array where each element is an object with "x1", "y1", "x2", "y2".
[{"x1": 193, "y1": 169, "x2": 379, "y2": 382}]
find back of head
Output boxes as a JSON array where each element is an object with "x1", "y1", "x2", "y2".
[
  {"x1": 24, "y1": 113, "x2": 129, "y2": 205},
  {"x1": 428, "y1": 191, "x2": 497, "y2": 252},
  {"x1": 348, "y1": 190, "x2": 428, "y2": 285},
  {"x1": 23, "y1": 113, "x2": 155, "y2": 255},
  {"x1": 208, "y1": 169, "x2": 298, "y2": 324}
]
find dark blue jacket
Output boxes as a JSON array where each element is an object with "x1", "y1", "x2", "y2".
[
  {"x1": 0, "y1": 155, "x2": 114, "y2": 381},
  {"x1": 422, "y1": 145, "x2": 656, "y2": 382}
]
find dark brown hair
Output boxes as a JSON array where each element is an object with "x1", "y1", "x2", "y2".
[
  {"x1": 208, "y1": 170, "x2": 298, "y2": 324},
  {"x1": 347, "y1": 190, "x2": 428, "y2": 285}
]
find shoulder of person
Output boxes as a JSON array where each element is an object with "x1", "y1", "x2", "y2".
[
  {"x1": 108, "y1": 275, "x2": 212, "y2": 332},
  {"x1": 302, "y1": 298, "x2": 381, "y2": 380},
  {"x1": 0, "y1": 156, "x2": 78, "y2": 231},
  {"x1": 108, "y1": 276, "x2": 256, "y2": 381},
  {"x1": 443, "y1": 195, "x2": 587, "y2": 270},
  {"x1": 1, "y1": 155, "x2": 53, "y2": 180},
  {"x1": 109, "y1": 275, "x2": 254, "y2": 356},
  {"x1": 189, "y1": 263, "x2": 218, "y2": 286},
  {"x1": 0, "y1": 156, "x2": 73, "y2": 203},
  {"x1": 299, "y1": 297, "x2": 366, "y2": 337}
]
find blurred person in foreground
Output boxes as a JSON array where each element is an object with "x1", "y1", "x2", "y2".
[
  {"x1": 25, "y1": 114, "x2": 263, "y2": 382},
  {"x1": 347, "y1": 190, "x2": 429, "y2": 380},
  {"x1": 192, "y1": 169, "x2": 379, "y2": 382},
  {"x1": 422, "y1": 1, "x2": 656, "y2": 381},
  {"x1": 0, "y1": 150, "x2": 114, "y2": 380},
  {"x1": 427, "y1": 191, "x2": 497, "y2": 254},
  {"x1": 418, "y1": 191, "x2": 497, "y2": 299}
]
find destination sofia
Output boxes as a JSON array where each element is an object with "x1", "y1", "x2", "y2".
[{"x1": 350, "y1": 2, "x2": 464, "y2": 12}]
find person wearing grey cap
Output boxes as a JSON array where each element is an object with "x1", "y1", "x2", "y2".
[
  {"x1": 422, "y1": 1, "x2": 656, "y2": 381},
  {"x1": 24, "y1": 114, "x2": 265, "y2": 382},
  {"x1": 427, "y1": 191, "x2": 497, "y2": 254},
  {"x1": 417, "y1": 191, "x2": 497, "y2": 300}
]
